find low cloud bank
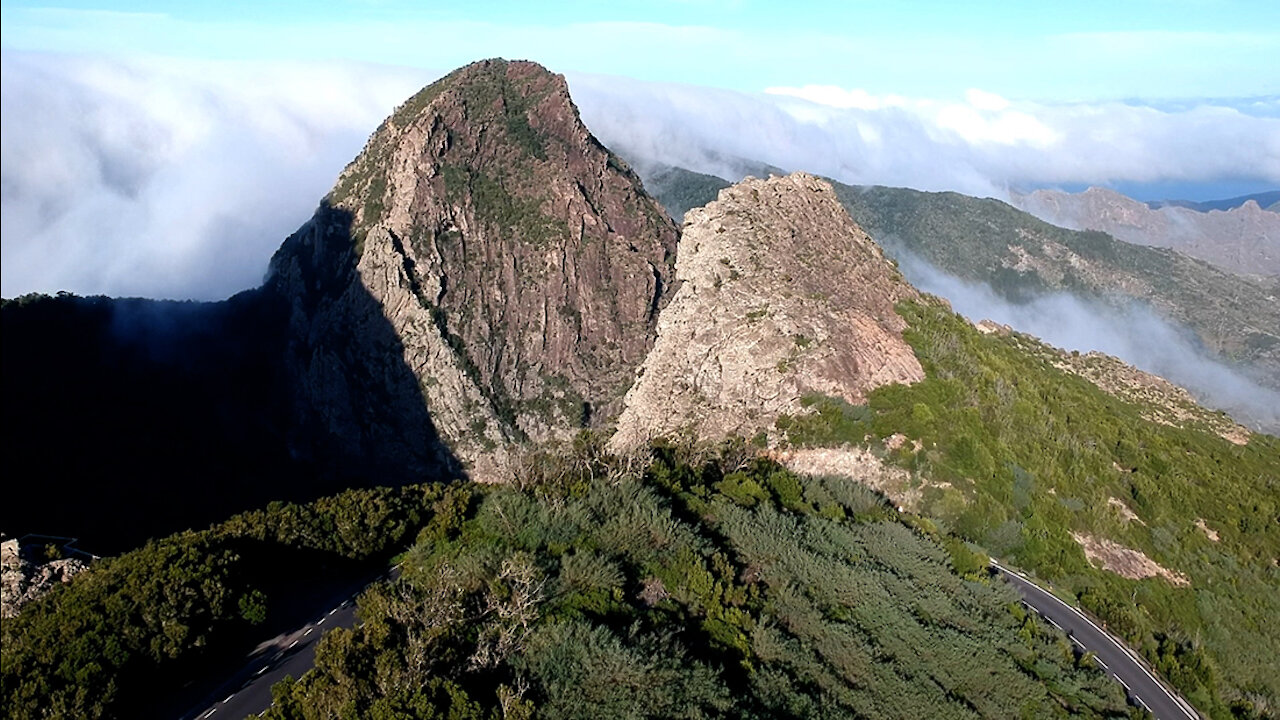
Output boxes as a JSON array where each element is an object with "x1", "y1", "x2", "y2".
[
  {"x1": 568, "y1": 74, "x2": 1280, "y2": 200},
  {"x1": 888, "y1": 246, "x2": 1280, "y2": 433},
  {"x1": 3, "y1": 52, "x2": 1275, "y2": 303},
  {"x1": 1, "y1": 52, "x2": 431, "y2": 299}
]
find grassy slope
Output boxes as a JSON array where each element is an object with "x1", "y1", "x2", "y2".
[{"x1": 779, "y1": 301, "x2": 1280, "y2": 719}]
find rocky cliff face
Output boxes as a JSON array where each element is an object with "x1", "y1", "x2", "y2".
[
  {"x1": 611, "y1": 173, "x2": 923, "y2": 452},
  {"x1": 265, "y1": 60, "x2": 678, "y2": 481},
  {"x1": 1012, "y1": 187, "x2": 1280, "y2": 277}
]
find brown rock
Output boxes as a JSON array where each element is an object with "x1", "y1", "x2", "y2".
[
  {"x1": 611, "y1": 173, "x2": 923, "y2": 451},
  {"x1": 266, "y1": 59, "x2": 678, "y2": 480},
  {"x1": 1013, "y1": 187, "x2": 1280, "y2": 278}
]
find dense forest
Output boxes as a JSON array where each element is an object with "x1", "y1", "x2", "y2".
[
  {"x1": 262, "y1": 444, "x2": 1133, "y2": 719},
  {"x1": 3, "y1": 442, "x2": 1140, "y2": 719}
]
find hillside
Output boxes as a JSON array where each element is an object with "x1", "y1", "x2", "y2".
[
  {"x1": 633, "y1": 167, "x2": 1280, "y2": 396},
  {"x1": 0, "y1": 291, "x2": 325, "y2": 553},
  {"x1": 1012, "y1": 187, "x2": 1280, "y2": 277},
  {"x1": 1147, "y1": 190, "x2": 1280, "y2": 214},
  {"x1": 829, "y1": 184, "x2": 1280, "y2": 390}
]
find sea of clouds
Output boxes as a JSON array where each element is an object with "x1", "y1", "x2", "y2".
[
  {"x1": 3, "y1": 51, "x2": 1277, "y2": 427},
  {"x1": 4, "y1": 52, "x2": 1277, "y2": 300}
]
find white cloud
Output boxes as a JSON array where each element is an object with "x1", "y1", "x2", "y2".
[
  {"x1": 2, "y1": 52, "x2": 1277, "y2": 302},
  {"x1": 574, "y1": 74, "x2": 1280, "y2": 198},
  {"x1": 890, "y1": 247, "x2": 1280, "y2": 434},
  {"x1": 0, "y1": 52, "x2": 432, "y2": 299}
]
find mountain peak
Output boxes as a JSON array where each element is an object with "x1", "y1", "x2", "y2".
[
  {"x1": 611, "y1": 172, "x2": 923, "y2": 451},
  {"x1": 267, "y1": 59, "x2": 678, "y2": 479}
]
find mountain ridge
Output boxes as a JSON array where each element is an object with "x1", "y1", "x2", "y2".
[
  {"x1": 1012, "y1": 185, "x2": 1280, "y2": 277},
  {"x1": 4, "y1": 58, "x2": 1279, "y2": 720}
]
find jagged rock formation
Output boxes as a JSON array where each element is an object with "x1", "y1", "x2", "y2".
[
  {"x1": 1, "y1": 537, "x2": 88, "y2": 619},
  {"x1": 611, "y1": 173, "x2": 923, "y2": 452},
  {"x1": 266, "y1": 60, "x2": 678, "y2": 481},
  {"x1": 1012, "y1": 186, "x2": 1280, "y2": 277}
]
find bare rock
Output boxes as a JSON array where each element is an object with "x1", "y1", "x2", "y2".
[
  {"x1": 1, "y1": 537, "x2": 89, "y2": 619},
  {"x1": 266, "y1": 60, "x2": 678, "y2": 481},
  {"x1": 611, "y1": 173, "x2": 923, "y2": 452},
  {"x1": 1013, "y1": 187, "x2": 1280, "y2": 278}
]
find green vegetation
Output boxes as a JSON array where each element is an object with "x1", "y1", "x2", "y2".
[
  {"x1": 828, "y1": 181, "x2": 1280, "y2": 381},
  {"x1": 441, "y1": 164, "x2": 571, "y2": 247},
  {"x1": 641, "y1": 166, "x2": 732, "y2": 222},
  {"x1": 780, "y1": 301, "x2": 1280, "y2": 719},
  {"x1": 1, "y1": 484, "x2": 466, "y2": 719},
  {"x1": 262, "y1": 444, "x2": 1131, "y2": 719}
]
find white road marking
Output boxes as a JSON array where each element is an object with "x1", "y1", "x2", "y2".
[
  {"x1": 990, "y1": 561, "x2": 1199, "y2": 719},
  {"x1": 1044, "y1": 615, "x2": 1062, "y2": 630},
  {"x1": 1135, "y1": 696, "x2": 1150, "y2": 711},
  {"x1": 223, "y1": 694, "x2": 234, "y2": 704},
  {"x1": 1115, "y1": 675, "x2": 1130, "y2": 692},
  {"x1": 329, "y1": 608, "x2": 338, "y2": 615},
  {"x1": 202, "y1": 710, "x2": 217, "y2": 718},
  {"x1": 304, "y1": 627, "x2": 313, "y2": 636},
  {"x1": 1095, "y1": 658, "x2": 1109, "y2": 670},
  {"x1": 256, "y1": 666, "x2": 268, "y2": 675},
  {"x1": 289, "y1": 640, "x2": 298, "y2": 649},
  {"x1": 316, "y1": 617, "x2": 324, "y2": 625}
]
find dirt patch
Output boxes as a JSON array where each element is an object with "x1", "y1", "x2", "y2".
[
  {"x1": 772, "y1": 447, "x2": 922, "y2": 511},
  {"x1": 1196, "y1": 519, "x2": 1220, "y2": 542},
  {"x1": 1071, "y1": 532, "x2": 1189, "y2": 586},
  {"x1": 1107, "y1": 497, "x2": 1144, "y2": 525}
]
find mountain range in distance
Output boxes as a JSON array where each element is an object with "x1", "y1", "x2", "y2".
[
  {"x1": 1145, "y1": 190, "x2": 1280, "y2": 214},
  {"x1": 3, "y1": 59, "x2": 1278, "y2": 720}
]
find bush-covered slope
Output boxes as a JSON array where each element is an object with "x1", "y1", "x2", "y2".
[
  {"x1": 777, "y1": 301, "x2": 1280, "y2": 719},
  {"x1": 263, "y1": 447, "x2": 1131, "y2": 719},
  {"x1": 0, "y1": 483, "x2": 465, "y2": 719},
  {"x1": 828, "y1": 183, "x2": 1280, "y2": 388}
]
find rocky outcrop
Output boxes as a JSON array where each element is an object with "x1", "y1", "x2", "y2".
[
  {"x1": 2, "y1": 537, "x2": 88, "y2": 618},
  {"x1": 266, "y1": 60, "x2": 678, "y2": 481},
  {"x1": 611, "y1": 173, "x2": 923, "y2": 452},
  {"x1": 1013, "y1": 187, "x2": 1280, "y2": 277}
]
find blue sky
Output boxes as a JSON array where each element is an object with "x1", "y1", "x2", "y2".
[{"x1": 3, "y1": 0, "x2": 1279, "y2": 102}]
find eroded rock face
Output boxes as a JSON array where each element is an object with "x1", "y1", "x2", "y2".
[
  {"x1": 611, "y1": 173, "x2": 923, "y2": 452},
  {"x1": 266, "y1": 60, "x2": 678, "y2": 480}
]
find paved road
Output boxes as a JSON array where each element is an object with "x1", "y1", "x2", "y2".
[
  {"x1": 181, "y1": 568, "x2": 398, "y2": 720},
  {"x1": 991, "y1": 561, "x2": 1199, "y2": 720},
  {"x1": 189, "y1": 560, "x2": 1197, "y2": 719}
]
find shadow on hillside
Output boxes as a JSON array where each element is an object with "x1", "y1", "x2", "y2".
[{"x1": 1, "y1": 205, "x2": 460, "y2": 555}]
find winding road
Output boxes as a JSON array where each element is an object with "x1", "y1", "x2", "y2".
[
  {"x1": 991, "y1": 560, "x2": 1200, "y2": 720},
  {"x1": 184, "y1": 560, "x2": 1198, "y2": 719},
  {"x1": 180, "y1": 568, "x2": 393, "y2": 720}
]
